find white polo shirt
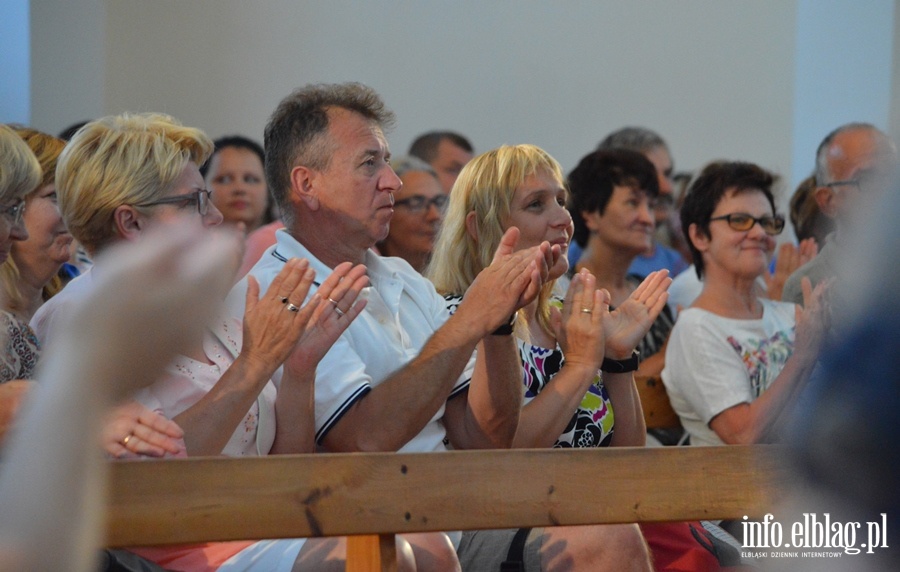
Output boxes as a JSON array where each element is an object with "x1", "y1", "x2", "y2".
[{"x1": 234, "y1": 229, "x2": 472, "y2": 453}]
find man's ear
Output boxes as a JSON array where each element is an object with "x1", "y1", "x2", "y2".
[
  {"x1": 112, "y1": 205, "x2": 143, "y2": 242},
  {"x1": 688, "y1": 222, "x2": 710, "y2": 253},
  {"x1": 291, "y1": 165, "x2": 319, "y2": 211},
  {"x1": 465, "y1": 211, "x2": 478, "y2": 241},
  {"x1": 814, "y1": 186, "x2": 838, "y2": 218}
]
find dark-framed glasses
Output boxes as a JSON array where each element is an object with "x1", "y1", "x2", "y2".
[
  {"x1": 0, "y1": 200, "x2": 26, "y2": 226},
  {"x1": 394, "y1": 194, "x2": 449, "y2": 213},
  {"x1": 136, "y1": 189, "x2": 212, "y2": 216},
  {"x1": 709, "y1": 212, "x2": 785, "y2": 236},
  {"x1": 825, "y1": 168, "x2": 896, "y2": 195}
]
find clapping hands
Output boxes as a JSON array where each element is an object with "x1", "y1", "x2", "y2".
[
  {"x1": 460, "y1": 227, "x2": 560, "y2": 336},
  {"x1": 602, "y1": 270, "x2": 672, "y2": 359}
]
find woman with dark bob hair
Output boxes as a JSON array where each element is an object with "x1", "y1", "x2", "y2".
[{"x1": 661, "y1": 161, "x2": 828, "y2": 446}]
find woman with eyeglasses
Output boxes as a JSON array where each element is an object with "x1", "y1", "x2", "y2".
[
  {"x1": 0, "y1": 126, "x2": 40, "y2": 383},
  {"x1": 28, "y1": 113, "x2": 394, "y2": 571},
  {"x1": 0, "y1": 128, "x2": 75, "y2": 381},
  {"x1": 661, "y1": 161, "x2": 829, "y2": 447},
  {"x1": 376, "y1": 156, "x2": 447, "y2": 273}
]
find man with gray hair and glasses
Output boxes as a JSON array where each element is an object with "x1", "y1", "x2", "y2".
[
  {"x1": 376, "y1": 155, "x2": 446, "y2": 273},
  {"x1": 782, "y1": 122, "x2": 897, "y2": 305}
]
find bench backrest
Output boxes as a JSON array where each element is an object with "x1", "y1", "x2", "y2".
[{"x1": 108, "y1": 445, "x2": 783, "y2": 549}]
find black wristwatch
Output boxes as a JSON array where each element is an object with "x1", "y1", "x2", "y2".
[
  {"x1": 600, "y1": 350, "x2": 640, "y2": 373},
  {"x1": 491, "y1": 313, "x2": 517, "y2": 336}
]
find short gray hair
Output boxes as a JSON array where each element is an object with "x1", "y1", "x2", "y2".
[
  {"x1": 390, "y1": 155, "x2": 437, "y2": 179},
  {"x1": 597, "y1": 126, "x2": 667, "y2": 153}
]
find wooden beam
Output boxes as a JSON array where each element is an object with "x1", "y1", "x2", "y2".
[
  {"x1": 346, "y1": 535, "x2": 397, "y2": 572},
  {"x1": 106, "y1": 445, "x2": 786, "y2": 547}
]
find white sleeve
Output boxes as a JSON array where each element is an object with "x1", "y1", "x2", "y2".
[{"x1": 311, "y1": 334, "x2": 374, "y2": 445}]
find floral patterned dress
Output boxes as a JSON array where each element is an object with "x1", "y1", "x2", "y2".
[
  {"x1": 444, "y1": 295, "x2": 615, "y2": 448},
  {"x1": 0, "y1": 310, "x2": 40, "y2": 383}
]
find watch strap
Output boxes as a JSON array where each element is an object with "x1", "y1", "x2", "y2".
[{"x1": 600, "y1": 350, "x2": 640, "y2": 373}]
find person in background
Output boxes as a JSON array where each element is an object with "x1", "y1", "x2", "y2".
[
  {"x1": 567, "y1": 127, "x2": 688, "y2": 277},
  {"x1": 0, "y1": 127, "x2": 57, "y2": 382},
  {"x1": 376, "y1": 155, "x2": 446, "y2": 273},
  {"x1": 0, "y1": 124, "x2": 41, "y2": 440},
  {"x1": 662, "y1": 161, "x2": 828, "y2": 447},
  {"x1": 408, "y1": 130, "x2": 474, "y2": 193},
  {"x1": 789, "y1": 174, "x2": 834, "y2": 248},
  {"x1": 202, "y1": 136, "x2": 275, "y2": 235},
  {"x1": 783, "y1": 123, "x2": 896, "y2": 305},
  {"x1": 569, "y1": 149, "x2": 675, "y2": 390}
]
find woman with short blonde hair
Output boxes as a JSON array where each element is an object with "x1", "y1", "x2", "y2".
[{"x1": 56, "y1": 112, "x2": 213, "y2": 255}]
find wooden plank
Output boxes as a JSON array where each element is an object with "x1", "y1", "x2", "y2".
[
  {"x1": 346, "y1": 534, "x2": 397, "y2": 572},
  {"x1": 106, "y1": 445, "x2": 785, "y2": 547}
]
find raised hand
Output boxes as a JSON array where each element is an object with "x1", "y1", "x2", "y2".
[
  {"x1": 793, "y1": 277, "x2": 830, "y2": 361},
  {"x1": 551, "y1": 269, "x2": 607, "y2": 371},
  {"x1": 239, "y1": 257, "x2": 321, "y2": 373},
  {"x1": 765, "y1": 239, "x2": 818, "y2": 300},
  {"x1": 284, "y1": 261, "x2": 369, "y2": 373},
  {"x1": 603, "y1": 270, "x2": 672, "y2": 359},
  {"x1": 459, "y1": 227, "x2": 557, "y2": 335}
]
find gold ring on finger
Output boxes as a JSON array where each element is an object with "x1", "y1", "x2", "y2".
[{"x1": 581, "y1": 308, "x2": 592, "y2": 314}]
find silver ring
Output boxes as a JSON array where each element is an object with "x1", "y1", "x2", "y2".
[
  {"x1": 286, "y1": 303, "x2": 300, "y2": 313},
  {"x1": 334, "y1": 306, "x2": 346, "y2": 318},
  {"x1": 581, "y1": 308, "x2": 593, "y2": 314}
]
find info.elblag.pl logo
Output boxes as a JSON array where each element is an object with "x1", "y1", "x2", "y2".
[{"x1": 741, "y1": 513, "x2": 889, "y2": 558}]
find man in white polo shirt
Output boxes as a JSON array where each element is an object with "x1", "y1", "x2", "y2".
[{"x1": 236, "y1": 81, "x2": 557, "y2": 567}]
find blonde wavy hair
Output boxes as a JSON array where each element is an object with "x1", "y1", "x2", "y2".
[
  {"x1": 427, "y1": 144, "x2": 565, "y2": 336},
  {"x1": 1, "y1": 128, "x2": 68, "y2": 311},
  {"x1": 56, "y1": 113, "x2": 213, "y2": 255}
]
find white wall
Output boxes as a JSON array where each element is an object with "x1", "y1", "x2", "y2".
[
  {"x1": 1, "y1": 0, "x2": 31, "y2": 124},
  {"x1": 30, "y1": 0, "x2": 106, "y2": 134},
  {"x1": 791, "y1": 0, "x2": 895, "y2": 186},
  {"x1": 28, "y1": 1, "x2": 898, "y2": 204}
]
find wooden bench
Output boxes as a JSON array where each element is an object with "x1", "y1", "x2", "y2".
[{"x1": 107, "y1": 445, "x2": 786, "y2": 571}]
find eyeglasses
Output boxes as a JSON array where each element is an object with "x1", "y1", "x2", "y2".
[
  {"x1": 136, "y1": 189, "x2": 212, "y2": 216},
  {"x1": 394, "y1": 194, "x2": 449, "y2": 213},
  {"x1": 709, "y1": 212, "x2": 785, "y2": 235},
  {"x1": 823, "y1": 179, "x2": 860, "y2": 192},
  {"x1": 825, "y1": 169, "x2": 895, "y2": 195},
  {"x1": 0, "y1": 200, "x2": 26, "y2": 226}
]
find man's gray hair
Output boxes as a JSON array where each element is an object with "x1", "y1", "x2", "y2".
[
  {"x1": 390, "y1": 155, "x2": 437, "y2": 179},
  {"x1": 264, "y1": 83, "x2": 395, "y2": 226},
  {"x1": 597, "y1": 126, "x2": 667, "y2": 153}
]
